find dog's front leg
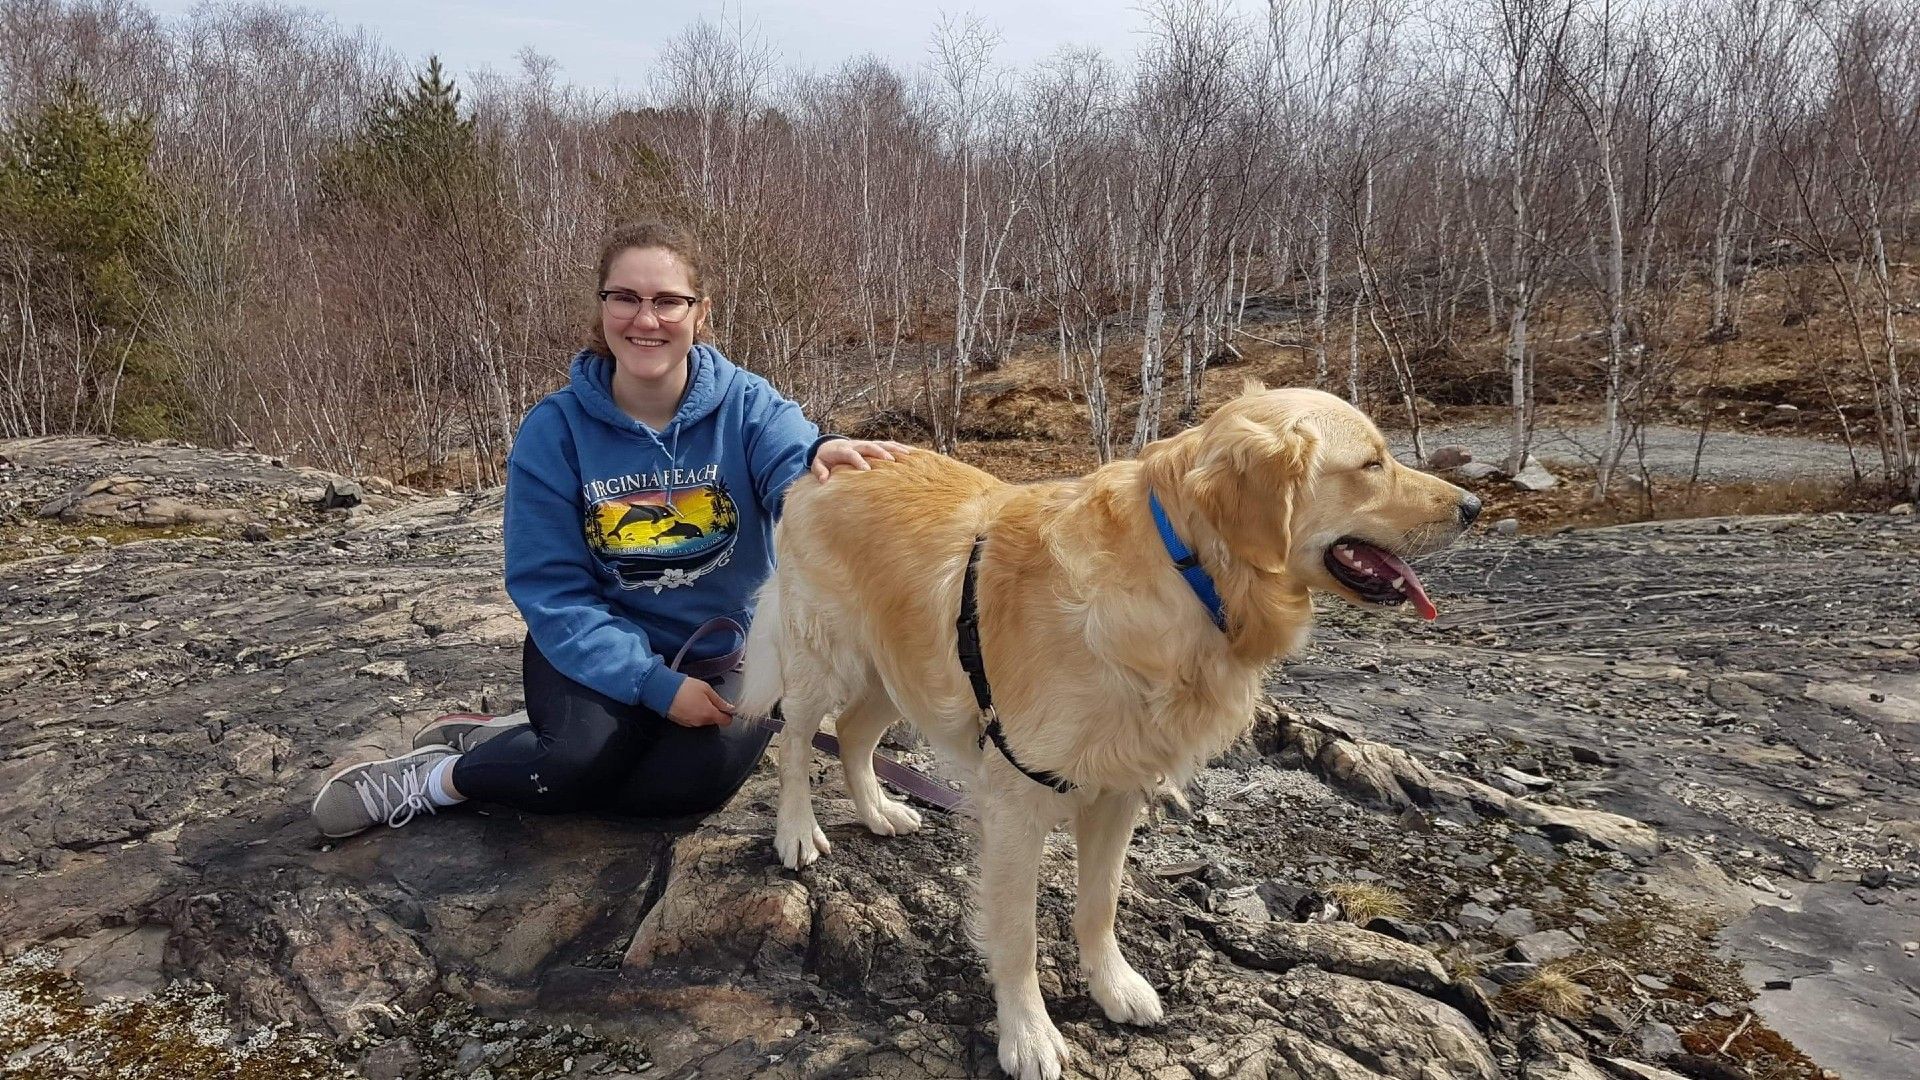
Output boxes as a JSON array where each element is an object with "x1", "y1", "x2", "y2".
[
  {"x1": 978, "y1": 785, "x2": 1071, "y2": 1080},
  {"x1": 773, "y1": 699, "x2": 832, "y2": 869},
  {"x1": 1072, "y1": 788, "x2": 1162, "y2": 1025}
]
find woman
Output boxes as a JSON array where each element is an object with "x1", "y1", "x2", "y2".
[{"x1": 311, "y1": 220, "x2": 908, "y2": 837}]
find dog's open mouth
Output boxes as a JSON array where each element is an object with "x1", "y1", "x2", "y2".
[{"x1": 1324, "y1": 538, "x2": 1439, "y2": 620}]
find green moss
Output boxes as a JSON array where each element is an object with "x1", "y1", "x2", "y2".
[
  {"x1": 0, "y1": 955, "x2": 350, "y2": 1079},
  {"x1": 0, "y1": 522, "x2": 230, "y2": 565}
]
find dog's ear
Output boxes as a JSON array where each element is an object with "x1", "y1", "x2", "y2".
[
  {"x1": 1261, "y1": 418, "x2": 1321, "y2": 568},
  {"x1": 1268, "y1": 414, "x2": 1321, "y2": 481},
  {"x1": 1189, "y1": 413, "x2": 1320, "y2": 574},
  {"x1": 1239, "y1": 376, "x2": 1268, "y2": 397}
]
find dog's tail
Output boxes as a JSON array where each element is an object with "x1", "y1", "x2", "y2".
[{"x1": 736, "y1": 577, "x2": 786, "y2": 720}]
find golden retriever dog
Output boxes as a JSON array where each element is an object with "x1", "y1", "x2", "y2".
[{"x1": 736, "y1": 386, "x2": 1479, "y2": 1080}]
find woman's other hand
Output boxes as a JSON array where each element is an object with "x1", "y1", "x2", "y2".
[
  {"x1": 667, "y1": 677, "x2": 736, "y2": 728},
  {"x1": 810, "y1": 438, "x2": 915, "y2": 483}
]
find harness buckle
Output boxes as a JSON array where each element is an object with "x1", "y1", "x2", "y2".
[{"x1": 976, "y1": 704, "x2": 997, "y2": 746}]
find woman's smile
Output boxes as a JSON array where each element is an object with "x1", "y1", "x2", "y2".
[{"x1": 600, "y1": 246, "x2": 709, "y2": 425}]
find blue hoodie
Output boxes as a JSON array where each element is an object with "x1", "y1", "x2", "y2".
[{"x1": 503, "y1": 344, "x2": 818, "y2": 714}]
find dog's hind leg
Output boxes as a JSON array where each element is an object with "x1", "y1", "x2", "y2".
[
  {"x1": 977, "y1": 779, "x2": 1071, "y2": 1080},
  {"x1": 1072, "y1": 789, "x2": 1162, "y2": 1025},
  {"x1": 834, "y1": 688, "x2": 922, "y2": 838},
  {"x1": 772, "y1": 684, "x2": 833, "y2": 870}
]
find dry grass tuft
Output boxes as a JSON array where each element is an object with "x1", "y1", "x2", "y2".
[
  {"x1": 1437, "y1": 945, "x2": 1483, "y2": 986},
  {"x1": 1326, "y1": 882, "x2": 1412, "y2": 924},
  {"x1": 1504, "y1": 965, "x2": 1592, "y2": 1019}
]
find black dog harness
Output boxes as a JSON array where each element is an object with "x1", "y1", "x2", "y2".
[
  {"x1": 957, "y1": 500, "x2": 1227, "y2": 796},
  {"x1": 957, "y1": 537, "x2": 1077, "y2": 794}
]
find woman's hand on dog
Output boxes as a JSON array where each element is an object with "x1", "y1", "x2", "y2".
[
  {"x1": 668, "y1": 677, "x2": 737, "y2": 727},
  {"x1": 811, "y1": 438, "x2": 915, "y2": 483}
]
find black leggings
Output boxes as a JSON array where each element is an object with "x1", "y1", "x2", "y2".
[{"x1": 449, "y1": 636, "x2": 773, "y2": 818}]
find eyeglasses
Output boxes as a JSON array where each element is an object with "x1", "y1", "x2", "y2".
[{"x1": 598, "y1": 290, "x2": 701, "y2": 324}]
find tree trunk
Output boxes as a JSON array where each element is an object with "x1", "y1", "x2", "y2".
[
  {"x1": 1134, "y1": 230, "x2": 1171, "y2": 452},
  {"x1": 1313, "y1": 199, "x2": 1331, "y2": 389},
  {"x1": 1593, "y1": 140, "x2": 1628, "y2": 503},
  {"x1": 1504, "y1": 176, "x2": 1533, "y2": 474}
]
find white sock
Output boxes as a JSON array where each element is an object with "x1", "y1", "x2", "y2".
[{"x1": 426, "y1": 756, "x2": 467, "y2": 808}]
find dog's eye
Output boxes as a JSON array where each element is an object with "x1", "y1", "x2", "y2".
[{"x1": 1363, "y1": 459, "x2": 1385, "y2": 472}]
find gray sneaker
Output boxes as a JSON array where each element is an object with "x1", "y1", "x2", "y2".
[
  {"x1": 411, "y1": 711, "x2": 528, "y2": 753},
  {"x1": 310, "y1": 745, "x2": 458, "y2": 839}
]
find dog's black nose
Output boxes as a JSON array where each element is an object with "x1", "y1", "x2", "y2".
[{"x1": 1459, "y1": 493, "x2": 1483, "y2": 526}]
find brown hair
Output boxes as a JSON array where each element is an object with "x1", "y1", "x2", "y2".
[{"x1": 583, "y1": 220, "x2": 710, "y2": 357}]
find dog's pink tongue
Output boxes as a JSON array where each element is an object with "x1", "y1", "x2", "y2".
[{"x1": 1372, "y1": 548, "x2": 1439, "y2": 621}]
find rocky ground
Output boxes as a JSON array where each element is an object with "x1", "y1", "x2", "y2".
[
  {"x1": 1, "y1": 435, "x2": 1914, "y2": 1080},
  {"x1": 1280, "y1": 514, "x2": 1920, "y2": 1079}
]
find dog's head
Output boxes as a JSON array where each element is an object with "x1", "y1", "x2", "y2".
[{"x1": 1180, "y1": 385, "x2": 1480, "y2": 619}]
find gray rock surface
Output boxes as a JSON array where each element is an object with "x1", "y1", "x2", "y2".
[
  {"x1": 5, "y1": 436, "x2": 1910, "y2": 1079},
  {"x1": 1598, "y1": 1059, "x2": 1691, "y2": 1080},
  {"x1": 1269, "y1": 508, "x2": 1920, "y2": 1080},
  {"x1": 0, "y1": 438, "x2": 1525, "y2": 1078},
  {"x1": 1721, "y1": 879, "x2": 1920, "y2": 1079},
  {"x1": 1509, "y1": 457, "x2": 1561, "y2": 492},
  {"x1": 1511, "y1": 929, "x2": 1581, "y2": 965},
  {"x1": 4, "y1": 436, "x2": 402, "y2": 536},
  {"x1": 1524, "y1": 1052, "x2": 1612, "y2": 1080},
  {"x1": 1272, "y1": 967, "x2": 1496, "y2": 1079}
]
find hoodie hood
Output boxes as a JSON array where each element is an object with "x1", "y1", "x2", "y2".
[{"x1": 567, "y1": 344, "x2": 733, "y2": 434}]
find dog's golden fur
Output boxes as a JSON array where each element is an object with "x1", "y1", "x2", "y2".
[{"x1": 737, "y1": 386, "x2": 1474, "y2": 1080}]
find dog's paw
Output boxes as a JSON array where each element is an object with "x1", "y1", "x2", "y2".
[
  {"x1": 1089, "y1": 963, "x2": 1163, "y2": 1026},
  {"x1": 996, "y1": 1012, "x2": 1069, "y2": 1080},
  {"x1": 773, "y1": 817, "x2": 831, "y2": 870},
  {"x1": 858, "y1": 796, "x2": 923, "y2": 837}
]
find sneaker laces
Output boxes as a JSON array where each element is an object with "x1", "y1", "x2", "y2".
[{"x1": 353, "y1": 758, "x2": 439, "y2": 829}]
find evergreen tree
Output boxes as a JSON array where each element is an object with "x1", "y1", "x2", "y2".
[
  {"x1": 323, "y1": 56, "x2": 488, "y2": 219},
  {"x1": 0, "y1": 79, "x2": 158, "y2": 288},
  {"x1": 0, "y1": 80, "x2": 181, "y2": 438}
]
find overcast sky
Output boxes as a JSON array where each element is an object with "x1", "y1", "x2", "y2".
[{"x1": 143, "y1": 1, "x2": 1197, "y2": 98}]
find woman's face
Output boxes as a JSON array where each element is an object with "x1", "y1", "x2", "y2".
[{"x1": 600, "y1": 246, "x2": 706, "y2": 386}]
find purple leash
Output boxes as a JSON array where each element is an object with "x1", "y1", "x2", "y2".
[{"x1": 670, "y1": 617, "x2": 965, "y2": 812}]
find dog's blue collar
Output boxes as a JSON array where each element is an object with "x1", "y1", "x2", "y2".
[{"x1": 1148, "y1": 490, "x2": 1228, "y2": 632}]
